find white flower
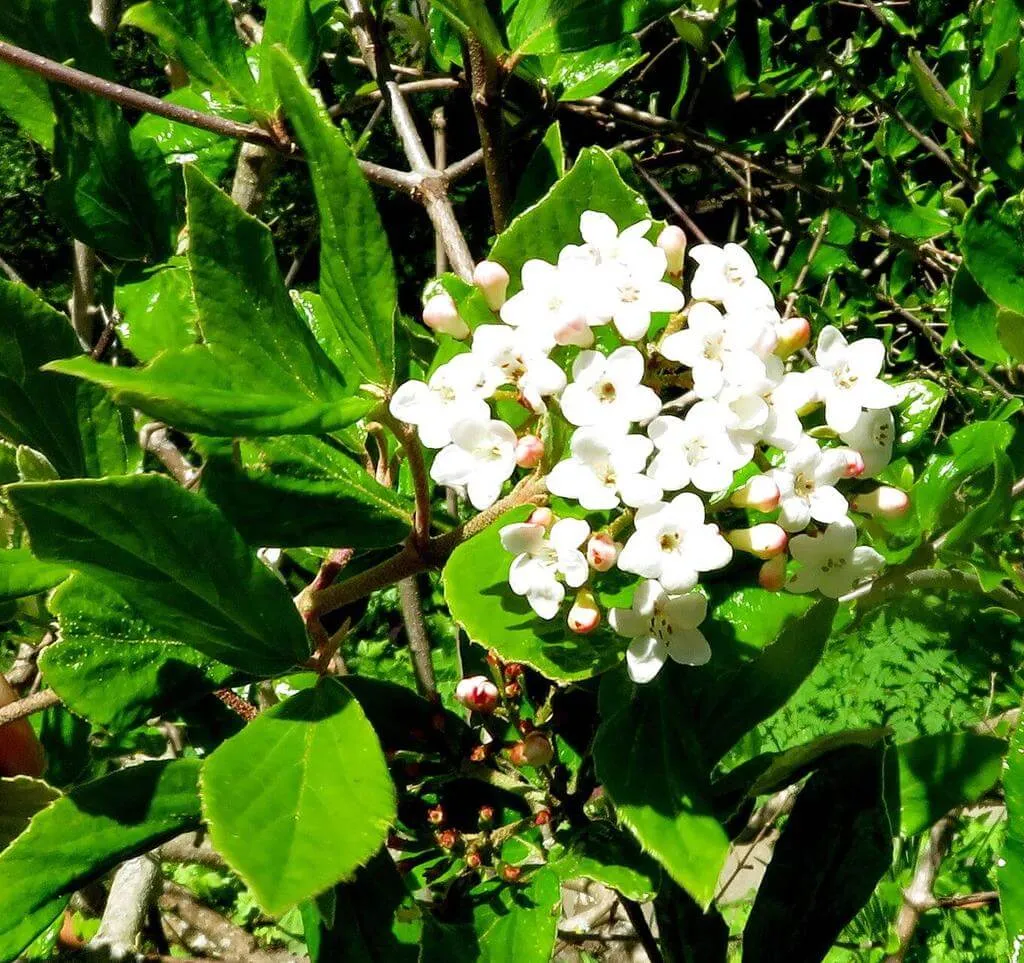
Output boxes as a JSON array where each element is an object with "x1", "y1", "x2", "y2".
[
  {"x1": 660, "y1": 302, "x2": 769, "y2": 399},
  {"x1": 786, "y1": 518, "x2": 884, "y2": 598},
  {"x1": 617, "y1": 492, "x2": 732, "y2": 592},
  {"x1": 689, "y1": 243, "x2": 775, "y2": 312},
  {"x1": 839, "y1": 407, "x2": 894, "y2": 478},
  {"x1": 389, "y1": 354, "x2": 492, "y2": 448},
  {"x1": 560, "y1": 211, "x2": 653, "y2": 272},
  {"x1": 808, "y1": 326, "x2": 899, "y2": 434},
  {"x1": 609, "y1": 580, "x2": 710, "y2": 683},
  {"x1": 646, "y1": 401, "x2": 750, "y2": 493},
  {"x1": 499, "y1": 259, "x2": 594, "y2": 347},
  {"x1": 600, "y1": 249, "x2": 686, "y2": 341},
  {"x1": 547, "y1": 428, "x2": 662, "y2": 510},
  {"x1": 560, "y1": 346, "x2": 661, "y2": 430},
  {"x1": 723, "y1": 356, "x2": 813, "y2": 452},
  {"x1": 500, "y1": 517, "x2": 590, "y2": 619},
  {"x1": 770, "y1": 436, "x2": 850, "y2": 533},
  {"x1": 430, "y1": 418, "x2": 516, "y2": 509},
  {"x1": 470, "y1": 324, "x2": 567, "y2": 412}
]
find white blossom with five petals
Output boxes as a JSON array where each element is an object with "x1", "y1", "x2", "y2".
[
  {"x1": 430, "y1": 418, "x2": 516, "y2": 510},
  {"x1": 769, "y1": 437, "x2": 850, "y2": 533},
  {"x1": 499, "y1": 259, "x2": 594, "y2": 347},
  {"x1": 689, "y1": 242, "x2": 775, "y2": 312},
  {"x1": 785, "y1": 518, "x2": 885, "y2": 598},
  {"x1": 839, "y1": 407, "x2": 895, "y2": 478},
  {"x1": 560, "y1": 346, "x2": 661, "y2": 430},
  {"x1": 470, "y1": 324, "x2": 567, "y2": 412},
  {"x1": 646, "y1": 401, "x2": 750, "y2": 493},
  {"x1": 499, "y1": 517, "x2": 590, "y2": 619},
  {"x1": 547, "y1": 428, "x2": 662, "y2": 510}
]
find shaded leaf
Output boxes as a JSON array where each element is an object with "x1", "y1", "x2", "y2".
[{"x1": 0, "y1": 549, "x2": 67, "y2": 603}]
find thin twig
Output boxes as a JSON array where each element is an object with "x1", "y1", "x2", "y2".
[
  {"x1": 620, "y1": 897, "x2": 663, "y2": 963},
  {"x1": 89, "y1": 855, "x2": 162, "y2": 958},
  {"x1": 0, "y1": 688, "x2": 60, "y2": 727},
  {"x1": 783, "y1": 211, "x2": 830, "y2": 318},
  {"x1": 432, "y1": 108, "x2": 448, "y2": 275},
  {"x1": 467, "y1": 38, "x2": 510, "y2": 232},
  {"x1": 632, "y1": 161, "x2": 710, "y2": 244},
  {"x1": 397, "y1": 577, "x2": 437, "y2": 700}
]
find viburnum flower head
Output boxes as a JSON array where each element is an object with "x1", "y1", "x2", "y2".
[
  {"x1": 499, "y1": 259, "x2": 595, "y2": 347},
  {"x1": 560, "y1": 346, "x2": 661, "y2": 430},
  {"x1": 660, "y1": 302, "x2": 769, "y2": 399},
  {"x1": 809, "y1": 326, "x2": 899, "y2": 434},
  {"x1": 786, "y1": 517, "x2": 885, "y2": 598},
  {"x1": 609, "y1": 580, "x2": 710, "y2": 684},
  {"x1": 500, "y1": 517, "x2": 590, "y2": 619},
  {"x1": 770, "y1": 436, "x2": 850, "y2": 533},
  {"x1": 430, "y1": 418, "x2": 516, "y2": 510},
  {"x1": 646, "y1": 402, "x2": 750, "y2": 493},
  {"x1": 839, "y1": 407, "x2": 895, "y2": 478},
  {"x1": 617, "y1": 492, "x2": 732, "y2": 592},
  {"x1": 689, "y1": 242, "x2": 775, "y2": 312},
  {"x1": 470, "y1": 324, "x2": 566, "y2": 412},
  {"x1": 547, "y1": 428, "x2": 662, "y2": 510},
  {"x1": 389, "y1": 354, "x2": 491, "y2": 449}
]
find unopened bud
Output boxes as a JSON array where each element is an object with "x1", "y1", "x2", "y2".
[
  {"x1": 528, "y1": 507, "x2": 554, "y2": 529},
  {"x1": 515, "y1": 434, "x2": 544, "y2": 469},
  {"x1": 730, "y1": 475, "x2": 781, "y2": 512},
  {"x1": 852, "y1": 486, "x2": 910, "y2": 518},
  {"x1": 504, "y1": 681, "x2": 521, "y2": 699},
  {"x1": 553, "y1": 314, "x2": 594, "y2": 348},
  {"x1": 469, "y1": 744, "x2": 488, "y2": 763},
  {"x1": 511, "y1": 731, "x2": 554, "y2": 768},
  {"x1": 727, "y1": 524, "x2": 788, "y2": 560},
  {"x1": 502, "y1": 864, "x2": 522, "y2": 882},
  {"x1": 774, "y1": 316, "x2": 811, "y2": 357},
  {"x1": 534, "y1": 809, "x2": 552, "y2": 826},
  {"x1": 517, "y1": 719, "x2": 534, "y2": 735},
  {"x1": 466, "y1": 850, "x2": 482, "y2": 869},
  {"x1": 455, "y1": 676, "x2": 499, "y2": 713},
  {"x1": 568, "y1": 588, "x2": 601, "y2": 634},
  {"x1": 504, "y1": 663, "x2": 523, "y2": 680},
  {"x1": 478, "y1": 805, "x2": 495, "y2": 825},
  {"x1": 423, "y1": 293, "x2": 470, "y2": 340},
  {"x1": 436, "y1": 829, "x2": 458, "y2": 850},
  {"x1": 758, "y1": 553, "x2": 787, "y2": 591},
  {"x1": 657, "y1": 225, "x2": 687, "y2": 275},
  {"x1": 473, "y1": 260, "x2": 510, "y2": 311},
  {"x1": 586, "y1": 533, "x2": 619, "y2": 572},
  {"x1": 835, "y1": 448, "x2": 866, "y2": 478},
  {"x1": 427, "y1": 805, "x2": 445, "y2": 826}
]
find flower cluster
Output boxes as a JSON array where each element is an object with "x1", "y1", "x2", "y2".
[{"x1": 390, "y1": 214, "x2": 910, "y2": 684}]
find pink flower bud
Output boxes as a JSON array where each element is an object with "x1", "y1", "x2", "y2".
[
  {"x1": 657, "y1": 225, "x2": 687, "y2": 275},
  {"x1": 567, "y1": 588, "x2": 601, "y2": 634},
  {"x1": 528, "y1": 507, "x2": 554, "y2": 529},
  {"x1": 774, "y1": 316, "x2": 811, "y2": 358},
  {"x1": 515, "y1": 434, "x2": 544, "y2": 469},
  {"x1": 730, "y1": 475, "x2": 781, "y2": 512},
  {"x1": 473, "y1": 260, "x2": 510, "y2": 311},
  {"x1": 510, "y1": 731, "x2": 554, "y2": 767},
  {"x1": 758, "y1": 554, "x2": 787, "y2": 591},
  {"x1": 423, "y1": 293, "x2": 469, "y2": 340},
  {"x1": 727, "y1": 524, "x2": 788, "y2": 560},
  {"x1": 553, "y1": 314, "x2": 594, "y2": 348},
  {"x1": 852, "y1": 486, "x2": 910, "y2": 518},
  {"x1": 586, "y1": 533, "x2": 619, "y2": 572},
  {"x1": 455, "y1": 676, "x2": 499, "y2": 713},
  {"x1": 835, "y1": 448, "x2": 866, "y2": 478}
]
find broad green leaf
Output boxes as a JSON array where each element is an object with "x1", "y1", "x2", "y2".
[
  {"x1": 198, "y1": 435, "x2": 412, "y2": 549},
  {"x1": 1000, "y1": 714, "x2": 1024, "y2": 950},
  {"x1": 975, "y1": 40, "x2": 1019, "y2": 112},
  {"x1": 429, "y1": 0, "x2": 507, "y2": 58},
  {"x1": 868, "y1": 160, "x2": 950, "y2": 240},
  {"x1": 122, "y1": 0, "x2": 260, "y2": 110},
  {"x1": 201, "y1": 678, "x2": 396, "y2": 915},
  {"x1": 443, "y1": 506, "x2": 629, "y2": 681},
  {"x1": 698, "y1": 600, "x2": 838, "y2": 765},
  {"x1": 961, "y1": 187, "x2": 1024, "y2": 315},
  {"x1": 509, "y1": 122, "x2": 566, "y2": 220},
  {"x1": 490, "y1": 147, "x2": 658, "y2": 295},
  {"x1": 76, "y1": 385, "x2": 141, "y2": 477},
  {"x1": 594, "y1": 669, "x2": 730, "y2": 907},
  {"x1": 0, "y1": 550, "x2": 67, "y2": 602},
  {"x1": 742, "y1": 746, "x2": 895, "y2": 963},
  {"x1": 540, "y1": 38, "x2": 645, "y2": 101},
  {"x1": 897, "y1": 732, "x2": 1004, "y2": 835},
  {"x1": 0, "y1": 0, "x2": 114, "y2": 78},
  {"x1": 507, "y1": 0, "x2": 681, "y2": 55},
  {"x1": 0, "y1": 62, "x2": 53, "y2": 149},
  {"x1": 262, "y1": 0, "x2": 320, "y2": 95},
  {"x1": 15, "y1": 445, "x2": 57, "y2": 482},
  {"x1": 0, "y1": 759, "x2": 202, "y2": 961},
  {"x1": 39, "y1": 575, "x2": 236, "y2": 732},
  {"x1": 551, "y1": 824, "x2": 661, "y2": 902},
  {"x1": 113, "y1": 258, "x2": 197, "y2": 363},
  {"x1": 7, "y1": 474, "x2": 309, "y2": 676},
  {"x1": 271, "y1": 50, "x2": 397, "y2": 387},
  {"x1": 908, "y1": 49, "x2": 966, "y2": 130},
  {"x1": 0, "y1": 778, "x2": 59, "y2": 851},
  {"x1": 999, "y1": 308, "x2": 1024, "y2": 362},
  {"x1": 894, "y1": 379, "x2": 945, "y2": 452},
  {"x1": 49, "y1": 168, "x2": 371, "y2": 437}
]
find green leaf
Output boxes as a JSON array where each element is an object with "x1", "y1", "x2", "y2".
[
  {"x1": 0, "y1": 778, "x2": 60, "y2": 851},
  {"x1": 76, "y1": 385, "x2": 141, "y2": 477},
  {"x1": 121, "y1": 0, "x2": 260, "y2": 110},
  {"x1": 908, "y1": 49, "x2": 967, "y2": 130},
  {"x1": 540, "y1": 38, "x2": 645, "y2": 101},
  {"x1": 961, "y1": 187, "x2": 1024, "y2": 315},
  {"x1": 443, "y1": 506, "x2": 628, "y2": 681},
  {"x1": 201, "y1": 678, "x2": 396, "y2": 915},
  {"x1": 49, "y1": 168, "x2": 371, "y2": 437},
  {"x1": 594, "y1": 669, "x2": 730, "y2": 907},
  {"x1": 698, "y1": 600, "x2": 838, "y2": 766},
  {"x1": 271, "y1": 49, "x2": 397, "y2": 387},
  {"x1": 509, "y1": 122, "x2": 566, "y2": 220},
  {"x1": 198, "y1": 435, "x2": 412, "y2": 549},
  {"x1": 998, "y1": 308, "x2": 1024, "y2": 362},
  {"x1": 551, "y1": 823, "x2": 661, "y2": 902},
  {"x1": 742, "y1": 746, "x2": 895, "y2": 963},
  {"x1": 490, "y1": 147, "x2": 657, "y2": 295},
  {"x1": 507, "y1": 0, "x2": 681, "y2": 55},
  {"x1": 868, "y1": 160, "x2": 951, "y2": 240},
  {"x1": 0, "y1": 759, "x2": 202, "y2": 961},
  {"x1": 999, "y1": 713, "x2": 1024, "y2": 950},
  {"x1": 897, "y1": 732, "x2": 1005, "y2": 836},
  {"x1": 7, "y1": 474, "x2": 309, "y2": 676},
  {"x1": 39, "y1": 574, "x2": 236, "y2": 732},
  {"x1": 429, "y1": 0, "x2": 508, "y2": 58},
  {"x1": 113, "y1": 258, "x2": 197, "y2": 363},
  {"x1": 0, "y1": 549, "x2": 67, "y2": 603},
  {"x1": 893, "y1": 379, "x2": 945, "y2": 453},
  {"x1": 0, "y1": 61, "x2": 53, "y2": 149},
  {"x1": 262, "y1": 0, "x2": 320, "y2": 94}
]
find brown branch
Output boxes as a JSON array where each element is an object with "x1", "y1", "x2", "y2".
[
  {"x1": 0, "y1": 688, "x2": 59, "y2": 726},
  {"x1": 432, "y1": 107, "x2": 449, "y2": 275},
  {"x1": 139, "y1": 425, "x2": 201, "y2": 490},
  {"x1": 397, "y1": 577, "x2": 437, "y2": 701},
  {"x1": 466, "y1": 39, "x2": 510, "y2": 232},
  {"x1": 89, "y1": 855, "x2": 162, "y2": 958},
  {"x1": 631, "y1": 161, "x2": 710, "y2": 244}
]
